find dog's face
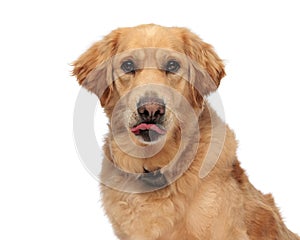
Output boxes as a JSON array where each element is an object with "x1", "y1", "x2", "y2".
[
  {"x1": 111, "y1": 48, "x2": 193, "y2": 143},
  {"x1": 73, "y1": 24, "x2": 225, "y2": 147}
]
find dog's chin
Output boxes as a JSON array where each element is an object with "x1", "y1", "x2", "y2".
[{"x1": 135, "y1": 130, "x2": 165, "y2": 143}]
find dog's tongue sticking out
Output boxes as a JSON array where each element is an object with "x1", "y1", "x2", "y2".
[{"x1": 131, "y1": 123, "x2": 166, "y2": 135}]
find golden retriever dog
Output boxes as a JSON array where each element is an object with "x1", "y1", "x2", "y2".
[{"x1": 73, "y1": 24, "x2": 299, "y2": 239}]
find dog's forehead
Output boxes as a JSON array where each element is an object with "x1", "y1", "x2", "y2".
[{"x1": 117, "y1": 26, "x2": 184, "y2": 52}]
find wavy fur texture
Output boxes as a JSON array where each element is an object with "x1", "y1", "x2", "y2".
[{"x1": 73, "y1": 24, "x2": 299, "y2": 240}]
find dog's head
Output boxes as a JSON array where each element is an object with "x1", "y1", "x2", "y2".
[{"x1": 73, "y1": 24, "x2": 225, "y2": 145}]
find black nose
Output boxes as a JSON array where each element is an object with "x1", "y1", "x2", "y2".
[{"x1": 137, "y1": 97, "x2": 165, "y2": 122}]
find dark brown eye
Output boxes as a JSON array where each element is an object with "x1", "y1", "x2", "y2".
[
  {"x1": 121, "y1": 60, "x2": 136, "y2": 74},
  {"x1": 165, "y1": 60, "x2": 180, "y2": 73}
]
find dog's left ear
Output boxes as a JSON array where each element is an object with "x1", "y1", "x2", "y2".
[
  {"x1": 72, "y1": 29, "x2": 121, "y2": 107},
  {"x1": 173, "y1": 28, "x2": 225, "y2": 103}
]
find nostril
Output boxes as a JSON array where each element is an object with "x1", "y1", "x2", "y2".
[
  {"x1": 138, "y1": 106, "x2": 148, "y2": 115},
  {"x1": 154, "y1": 110, "x2": 160, "y2": 117},
  {"x1": 154, "y1": 106, "x2": 165, "y2": 117},
  {"x1": 143, "y1": 109, "x2": 149, "y2": 117}
]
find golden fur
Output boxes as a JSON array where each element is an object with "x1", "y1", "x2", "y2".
[{"x1": 73, "y1": 24, "x2": 299, "y2": 240}]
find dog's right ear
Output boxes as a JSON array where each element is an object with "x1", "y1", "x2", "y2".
[
  {"x1": 170, "y1": 27, "x2": 225, "y2": 108},
  {"x1": 72, "y1": 30, "x2": 120, "y2": 107}
]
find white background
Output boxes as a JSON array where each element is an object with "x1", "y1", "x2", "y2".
[{"x1": 0, "y1": 0, "x2": 299, "y2": 239}]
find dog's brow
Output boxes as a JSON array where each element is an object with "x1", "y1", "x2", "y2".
[{"x1": 113, "y1": 48, "x2": 188, "y2": 71}]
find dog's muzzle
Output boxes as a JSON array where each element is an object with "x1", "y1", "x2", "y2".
[{"x1": 131, "y1": 96, "x2": 167, "y2": 142}]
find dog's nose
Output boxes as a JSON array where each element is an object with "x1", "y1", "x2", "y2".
[{"x1": 137, "y1": 98, "x2": 165, "y2": 122}]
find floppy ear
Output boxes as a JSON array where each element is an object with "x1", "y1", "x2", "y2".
[
  {"x1": 72, "y1": 30, "x2": 120, "y2": 107},
  {"x1": 173, "y1": 28, "x2": 225, "y2": 104}
]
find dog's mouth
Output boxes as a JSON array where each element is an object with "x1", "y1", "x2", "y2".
[{"x1": 131, "y1": 123, "x2": 167, "y2": 142}]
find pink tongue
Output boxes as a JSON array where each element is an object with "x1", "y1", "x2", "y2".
[{"x1": 131, "y1": 123, "x2": 166, "y2": 135}]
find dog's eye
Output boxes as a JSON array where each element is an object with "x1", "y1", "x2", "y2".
[
  {"x1": 165, "y1": 60, "x2": 180, "y2": 73},
  {"x1": 121, "y1": 60, "x2": 136, "y2": 74}
]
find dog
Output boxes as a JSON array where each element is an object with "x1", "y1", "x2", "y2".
[{"x1": 73, "y1": 24, "x2": 299, "y2": 240}]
